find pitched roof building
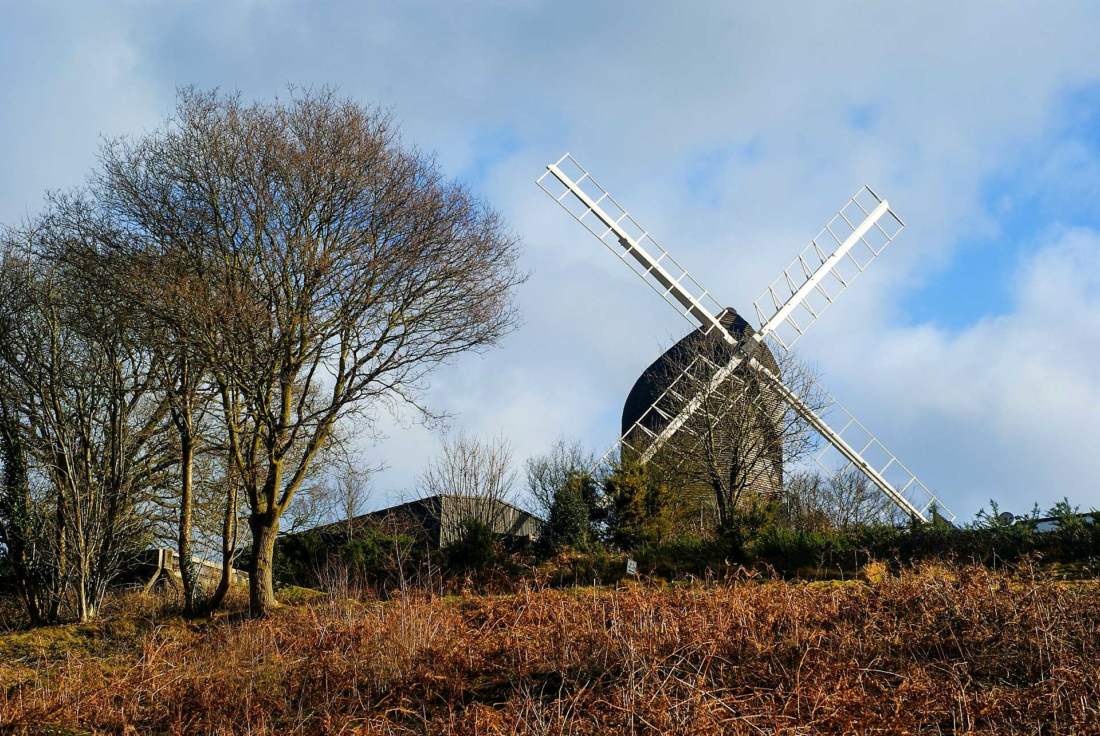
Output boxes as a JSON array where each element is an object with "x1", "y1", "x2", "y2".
[{"x1": 309, "y1": 494, "x2": 543, "y2": 548}]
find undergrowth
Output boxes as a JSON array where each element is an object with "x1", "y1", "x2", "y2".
[{"x1": 1, "y1": 563, "x2": 1098, "y2": 734}]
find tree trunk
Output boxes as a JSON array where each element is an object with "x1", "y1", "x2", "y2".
[
  {"x1": 711, "y1": 468, "x2": 729, "y2": 531},
  {"x1": 49, "y1": 491, "x2": 65, "y2": 623},
  {"x1": 205, "y1": 466, "x2": 239, "y2": 612},
  {"x1": 177, "y1": 436, "x2": 196, "y2": 613},
  {"x1": 77, "y1": 560, "x2": 92, "y2": 623},
  {"x1": 247, "y1": 511, "x2": 280, "y2": 617}
]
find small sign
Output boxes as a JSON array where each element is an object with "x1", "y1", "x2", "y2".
[{"x1": 625, "y1": 558, "x2": 638, "y2": 576}]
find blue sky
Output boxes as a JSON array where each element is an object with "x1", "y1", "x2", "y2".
[
  {"x1": 906, "y1": 86, "x2": 1100, "y2": 328},
  {"x1": 3, "y1": 1, "x2": 1100, "y2": 521}
]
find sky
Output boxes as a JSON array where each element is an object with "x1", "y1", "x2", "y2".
[{"x1": 3, "y1": 1, "x2": 1100, "y2": 521}]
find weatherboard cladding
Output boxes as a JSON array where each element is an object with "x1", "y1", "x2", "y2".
[{"x1": 621, "y1": 307, "x2": 784, "y2": 506}]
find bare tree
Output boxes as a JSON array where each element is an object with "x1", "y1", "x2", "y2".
[
  {"x1": 0, "y1": 238, "x2": 170, "y2": 622},
  {"x1": 0, "y1": 249, "x2": 63, "y2": 624},
  {"x1": 81, "y1": 89, "x2": 524, "y2": 615},
  {"x1": 524, "y1": 438, "x2": 594, "y2": 518},
  {"x1": 776, "y1": 471, "x2": 832, "y2": 533},
  {"x1": 418, "y1": 433, "x2": 518, "y2": 542},
  {"x1": 641, "y1": 316, "x2": 825, "y2": 531},
  {"x1": 332, "y1": 460, "x2": 375, "y2": 543},
  {"x1": 35, "y1": 195, "x2": 226, "y2": 614},
  {"x1": 783, "y1": 468, "x2": 901, "y2": 530},
  {"x1": 39, "y1": 178, "x2": 231, "y2": 614},
  {"x1": 194, "y1": 439, "x2": 247, "y2": 610},
  {"x1": 156, "y1": 343, "x2": 213, "y2": 613}
]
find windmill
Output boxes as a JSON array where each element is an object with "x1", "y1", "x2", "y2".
[{"x1": 537, "y1": 153, "x2": 953, "y2": 524}]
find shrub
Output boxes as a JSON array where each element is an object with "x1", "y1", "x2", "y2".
[
  {"x1": 541, "y1": 473, "x2": 600, "y2": 554},
  {"x1": 273, "y1": 523, "x2": 425, "y2": 592},
  {"x1": 747, "y1": 525, "x2": 832, "y2": 573},
  {"x1": 634, "y1": 535, "x2": 740, "y2": 578},
  {"x1": 442, "y1": 519, "x2": 501, "y2": 573},
  {"x1": 604, "y1": 461, "x2": 693, "y2": 549},
  {"x1": 536, "y1": 547, "x2": 625, "y2": 587}
]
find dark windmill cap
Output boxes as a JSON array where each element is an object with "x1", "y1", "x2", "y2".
[{"x1": 621, "y1": 307, "x2": 769, "y2": 438}]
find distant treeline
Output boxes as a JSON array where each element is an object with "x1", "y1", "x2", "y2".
[{"x1": 272, "y1": 492, "x2": 1100, "y2": 592}]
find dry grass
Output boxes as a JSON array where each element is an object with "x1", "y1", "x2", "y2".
[{"x1": 2, "y1": 563, "x2": 1098, "y2": 734}]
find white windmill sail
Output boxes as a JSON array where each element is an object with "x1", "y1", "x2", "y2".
[{"x1": 537, "y1": 153, "x2": 954, "y2": 523}]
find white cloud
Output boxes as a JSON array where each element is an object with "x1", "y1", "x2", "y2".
[
  {"x1": 814, "y1": 227, "x2": 1100, "y2": 516},
  {"x1": 3, "y1": 2, "x2": 1100, "y2": 518}
]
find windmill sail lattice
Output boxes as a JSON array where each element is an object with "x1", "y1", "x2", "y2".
[
  {"x1": 751, "y1": 187, "x2": 904, "y2": 351},
  {"x1": 537, "y1": 153, "x2": 953, "y2": 523}
]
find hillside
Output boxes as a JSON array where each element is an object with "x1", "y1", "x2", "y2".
[{"x1": 2, "y1": 563, "x2": 1098, "y2": 735}]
